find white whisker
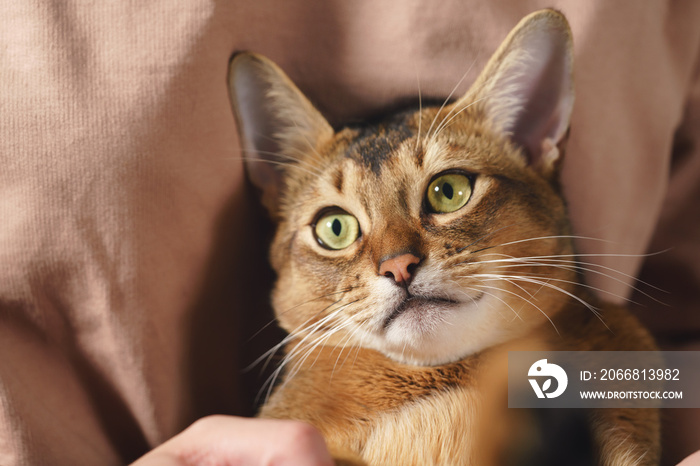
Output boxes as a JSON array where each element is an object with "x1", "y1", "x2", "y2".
[
  {"x1": 469, "y1": 279, "x2": 559, "y2": 332},
  {"x1": 249, "y1": 294, "x2": 350, "y2": 373},
  {"x1": 474, "y1": 253, "x2": 668, "y2": 304},
  {"x1": 473, "y1": 273, "x2": 610, "y2": 332},
  {"x1": 248, "y1": 288, "x2": 356, "y2": 345},
  {"x1": 428, "y1": 94, "x2": 490, "y2": 144},
  {"x1": 414, "y1": 71, "x2": 423, "y2": 154},
  {"x1": 330, "y1": 320, "x2": 365, "y2": 381},
  {"x1": 495, "y1": 234, "x2": 612, "y2": 248},
  {"x1": 424, "y1": 56, "x2": 479, "y2": 144},
  {"x1": 259, "y1": 297, "x2": 365, "y2": 402},
  {"x1": 455, "y1": 282, "x2": 524, "y2": 321},
  {"x1": 255, "y1": 298, "x2": 357, "y2": 402}
]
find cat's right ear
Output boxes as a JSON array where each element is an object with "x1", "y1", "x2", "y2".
[
  {"x1": 227, "y1": 53, "x2": 334, "y2": 215},
  {"x1": 456, "y1": 9, "x2": 574, "y2": 179}
]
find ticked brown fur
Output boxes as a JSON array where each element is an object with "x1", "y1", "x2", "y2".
[
  {"x1": 260, "y1": 301, "x2": 658, "y2": 465},
  {"x1": 228, "y1": 9, "x2": 660, "y2": 466}
]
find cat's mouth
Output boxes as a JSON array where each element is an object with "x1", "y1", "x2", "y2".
[{"x1": 383, "y1": 295, "x2": 460, "y2": 329}]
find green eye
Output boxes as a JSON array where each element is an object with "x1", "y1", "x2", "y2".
[
  {"x1": 426, "y1": 173, "x2": 472, "y2": 213},
  {"x1": 314, "y1": 211, "x2": 360, "y2": 250}
]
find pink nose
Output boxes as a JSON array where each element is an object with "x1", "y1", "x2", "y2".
[{"x1": 379, "y1": 253, "x2": 421, "y2": 285}]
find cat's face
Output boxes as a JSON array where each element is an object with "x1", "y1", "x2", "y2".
[
  {"x1": 264, "y1": 108, "x2": 574, "y2": 366},
  {"x1": 229, "y1": 10, "x2": 575, "y2": 365}
]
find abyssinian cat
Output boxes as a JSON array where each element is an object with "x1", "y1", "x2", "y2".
[{"x1": 228, "y1": 9, "x2": 659, "y2": 466}]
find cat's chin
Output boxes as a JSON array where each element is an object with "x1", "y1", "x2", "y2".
[
  {"x1": 382, "y1": 295, "x2": 459, "y2": 330},
  {"x1": 374, "y1": 294, "x2": 509, "y2": 366}
]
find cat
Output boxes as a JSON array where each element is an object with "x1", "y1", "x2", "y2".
[{"x1": 227, "y1": 9, "x2": 660, "y2": 466}]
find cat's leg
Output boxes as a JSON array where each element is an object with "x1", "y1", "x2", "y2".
[
  {"x1": 591, "y1": 407, "x2": 660, "y2": 466},
  {"x1": 360, "y1": 388, "x2": 478, "y2": 466}
]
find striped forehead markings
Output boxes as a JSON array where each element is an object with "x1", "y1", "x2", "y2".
[
  {"x1": 343, "y1": 114, "x2": 415, "y2": 175},
  {"x1": 332, "y1": 167, "x2": 344, "y2": 193}
]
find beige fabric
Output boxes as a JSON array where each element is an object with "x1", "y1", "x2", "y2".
[{"x1": 1, "y1": 0, "x2": 698, "y2": 464}]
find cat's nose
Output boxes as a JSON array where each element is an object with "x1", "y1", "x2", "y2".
[{"x1": 379, "y1": 253, "x2": 421, "y2": 286}]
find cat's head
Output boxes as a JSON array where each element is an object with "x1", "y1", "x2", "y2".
[{"x1": 228, "y1": 10, "x2": 575, "y2": 366}]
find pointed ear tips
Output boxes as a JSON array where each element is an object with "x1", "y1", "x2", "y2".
[
  {"x1": 535, "y1": 8, "x2": 568, "y2": 22},
  {"x1": 228, "y1": 52, "x2": 268, "y2": 90},
  {"x1": 519, "y1": 9, "x2": 574, "y2": 52},
  {"x1": 526, "y1": 8, "x2": 575, "y2": 85},
  {"x1": 526, "y1": 8, "x2": 572, "y2": 32},
  {"x1": 228, "y1": 51, "x2": 251, "y2": 72},
  {"x1": 227, "y1": 53, "x2": 252, "y2": 109},
  {"x1": 228, "y1": 51, "x2": 250, "y2": 80},
  {"x1": 229, "y1": 51, "x2": 268, "y2": 69}
]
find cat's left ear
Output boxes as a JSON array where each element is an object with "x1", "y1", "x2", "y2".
[
  {"x1": 227, "y1": 52, "x2": 334, "y2": 215},
  {"x1": 458, "y1": 9, "x2": 574, "y2": 178}
]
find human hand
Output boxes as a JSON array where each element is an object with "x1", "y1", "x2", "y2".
[
  {"x1": 678, "y1": 450, "x2": 700, "y2": 466},
  {"x1": 131, "y1": 415, "x2": 333, "y2": 466}
]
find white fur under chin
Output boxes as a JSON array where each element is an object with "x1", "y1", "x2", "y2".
[
  {"x1": 358, "y1": 268, "x2": 512, "y2": 366},
  {"x1": 380, "y1": 295, "x2": 509, "y2": 366}
]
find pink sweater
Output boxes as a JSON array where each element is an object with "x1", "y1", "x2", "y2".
[{"x1": 0, "y1": 1, "x2": 698, "y2": 464}]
